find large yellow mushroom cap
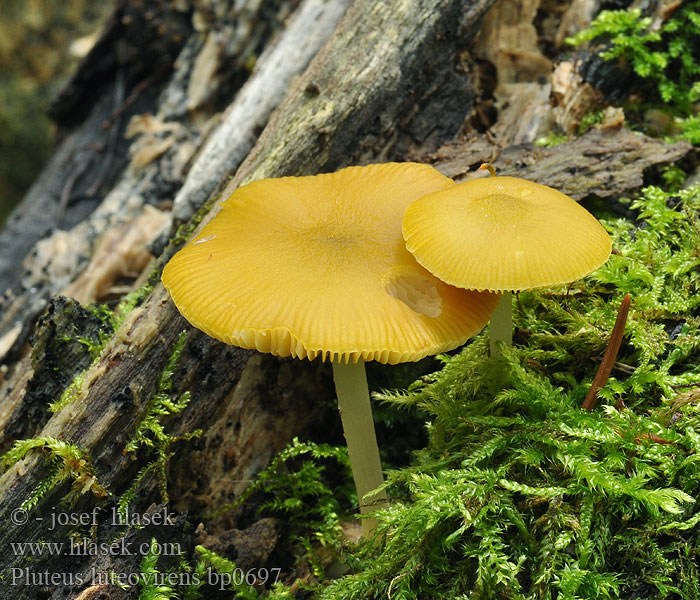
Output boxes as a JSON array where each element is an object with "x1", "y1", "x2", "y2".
[
  {"x1": 162, "y1": 163, "x2": 500, "y2": 364},
  {"x1": 402, "y1": 176, "x2": 612, "y2": 292}
]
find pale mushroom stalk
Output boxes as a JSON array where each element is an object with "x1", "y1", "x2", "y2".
[
  {"x1": 488, "y1": 291, "x2": 512, "y2": 357},
  {"x1": 332, "y1": 359, "x2": 387, "y2": 536},
  {"x1": 478, "y1": 164, "x2": 513, "y2": 358}
]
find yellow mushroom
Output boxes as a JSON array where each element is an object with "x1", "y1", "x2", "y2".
[
  {"x1": 162, "y1": 163, "x2": 500, "y2": 535},
  {"x1": 402, "y1": 175, "x2": 612, "y2": 355}
]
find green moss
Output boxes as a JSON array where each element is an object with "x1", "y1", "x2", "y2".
[
  {"x1": 0, "y1": 436, "x2": 108, "y2": 511},
  {"x1": 308, "y1": 182, "x2": 700, "y2": 599},
  {"x1": 534, "y1": 109, "x2": 607, "y2": 145},
  {"x1": 193, "y1": 546, "x2": 260, "y2": 600},
  {"x1": 578, "y1": 109, "x2": 606, "y2": 134},
  {"x1": 137, "y1": 539, "x2": 177, "y2": 600},
  {"x1": 46, "y1": 289, "x2": 158, "y2": 415},
  {"x1": 49, "y1": 371, "x2": 86, "y2": 414},
  {"x1": 534, "y1": 131, "x2": 569, "y2": 148},
  {"x1": 567, "y1": 2, "x2": 700, "y2": 143},
  {"x1": 209, "y1": 438, "x2": 354, "y2": 585},
  {"x1": 118, "y1": 331, "x2": 202, "y2": 517},
  {"x1": 661, "y1": 164, "x2": 687, "y2": 192}
]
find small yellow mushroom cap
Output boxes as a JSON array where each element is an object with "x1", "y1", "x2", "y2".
[
  {"x1": 402, "y1": 176, "x2": 612, "y2": 292},
  {"x1": 162, "y1": 163, "x2": 500, "y2": 364}
]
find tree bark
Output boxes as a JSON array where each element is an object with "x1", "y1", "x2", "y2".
[
  {"x1": 0, "y1": 0, "x2": 497, "y2": 597},
  {"x1": 426, "y1": 127, "x2": 693, "y2": 203}
]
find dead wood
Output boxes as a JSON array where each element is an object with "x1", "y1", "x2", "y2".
[
  {"x1": 171, "y1": 0, "x2": 353, "y2": 224},
  {"x1": 425, "y1": 127, "x2": 694, "y2": 200},
  {"x1": 0, "y1": 0, "x2": 300, "y2": 363},
  {"x1": 0, "y1": 0, "x2": 497, "y2": 597}
]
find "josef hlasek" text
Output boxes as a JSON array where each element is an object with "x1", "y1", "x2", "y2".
[{"x1": 46, "y1": 506, "x2": 175, "y2": 531}]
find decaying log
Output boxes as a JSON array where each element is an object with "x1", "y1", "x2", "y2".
[
  {"x1": 0, "y1": 0, "x2": 498, "y2": 597},
  {"x1": 0, "y1": 0, "x2": 303, "y2": 363},
  {"x1": 426, "y1": 127, "x2": 694, "y2": 201},
  {"x1": 226, "y1": 0, "x2": 497, "y2": 189},
  {"x1": 171, "y1": 0, "x2": 353, "y2": 224},
  {"x1": 0, "y1": 0, "x2": 193, "y2": 294}
]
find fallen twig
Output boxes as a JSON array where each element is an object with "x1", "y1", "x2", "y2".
[
  {"x1": 671, "y1": 382, "x2": 700, "y2": 390},
  {"x1": 582, "y1": 293, "x2": 631, "y2": 411}
]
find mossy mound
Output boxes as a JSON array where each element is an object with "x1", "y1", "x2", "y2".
[{"x1": 314, "y1": 183, "x2": 700, "y2": 599}]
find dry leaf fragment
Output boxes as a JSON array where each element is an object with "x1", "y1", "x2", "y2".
[{"x1": 63, "y1": 205, "x2": 169, "y2": 304}]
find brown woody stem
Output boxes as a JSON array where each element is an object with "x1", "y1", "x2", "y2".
[{"x1": 582, "y1": 293, "x2": 631, "y2": 411}]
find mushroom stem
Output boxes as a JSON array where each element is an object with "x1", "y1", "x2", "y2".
[
  {"x1": 489, "y1": 291, "x2": 513, "y2": 357},
  {"x1": 479, "y1": 164, "x2": 513, "y2": 359},
  {"x1": 332, "y1": 359, "x2": 388, "y2": 537}
]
